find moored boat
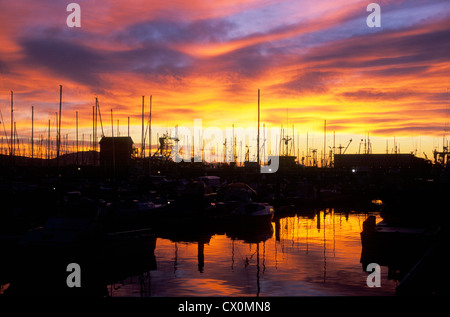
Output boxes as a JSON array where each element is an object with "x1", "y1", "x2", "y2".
[{"x1": 216, "y1": 183, "x2": 274, "y2": 232}]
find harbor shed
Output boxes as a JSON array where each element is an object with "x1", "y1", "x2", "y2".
[{"x1": 99, "y1": 136, "x2": 134, "y2": 172}]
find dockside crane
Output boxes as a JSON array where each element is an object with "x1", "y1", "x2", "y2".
[{"x1": 337, "y1": 139, "x2": 352, "y2": 155}]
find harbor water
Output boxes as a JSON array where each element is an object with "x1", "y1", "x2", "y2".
[{"x1": 105, "y1": 209, "x2": 398, "y2": 297}]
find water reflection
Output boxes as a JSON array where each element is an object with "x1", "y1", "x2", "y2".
[
  {"x1": 1, "y1": 209, "x2": 400, "y2": 296},
  {"x1": 137, "y1": 209, "x2": 397, "y2": 296}
]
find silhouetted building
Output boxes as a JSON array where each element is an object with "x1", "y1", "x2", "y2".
[
  {"x1": 99, "y1": 137, "x2": 134, "y2": 173},
  {"x1": 433, "y1": 147, "x2": 450, "y2": 165},
  {"x1": 334, "y1": 153, "x2": 428, "y2": 170},
  {"x1": 267, "y1": 155, "x2": 297, "y2": 170}
]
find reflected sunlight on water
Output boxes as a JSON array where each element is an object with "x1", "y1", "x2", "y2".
[{"x1": 107, "y1": 209, "x2": 398, "y2": 296}]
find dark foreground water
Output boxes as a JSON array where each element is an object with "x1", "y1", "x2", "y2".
[
  {"x1": 105, "y1": 210, "x2": 397, "y2": 297},
  {"x1": 0, "y1": 209, "x2": 398, "y2": 296}
]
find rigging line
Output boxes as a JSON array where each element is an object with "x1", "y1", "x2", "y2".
[
  {"x1": 14, "y1": 122, "x2": 21, "y2": 156},
  {"x1": 143, "y1": 120, "x2": 150, "y2": 144},
  {"x1": 97, "y1": 99, "x2": 105, "y2": 137},
  {"x1": 0, "y1": 109, "x2": 10, "y2": 150}
]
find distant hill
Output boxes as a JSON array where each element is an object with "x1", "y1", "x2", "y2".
[{"x1": 0, "y1": 151, "x2": 99, "y2": 167}]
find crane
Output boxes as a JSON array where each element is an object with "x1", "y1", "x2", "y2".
[
  {"x1": 337, "y1": 139, "x2": 352, "y2": 155},
  {"x1": 153, "y1": 133, "x2": 179, "y2": 158}
]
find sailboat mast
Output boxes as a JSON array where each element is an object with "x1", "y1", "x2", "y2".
[
  {"x1": 111, "y1": 108, "x2": 115, "y2": 180},
  {"x1": 93, "y1": 100, "x2": 96, "y2": 152},
  {"x1": 141, "y1": 96, "x2": 145, "y2": 159},
  {"x1": 76, "y1": 111, "x2": 79, "y2": 165},
  {"x1": 10, "y1": 91, "x2": 13, "y2": 160},
  {"x1": 306, "y1": 131, "x2": 309, "y2": 166},
  {"x1": 57, "y1": 85, "x2": 62, "y2": 161},
  {"x1": 257, "y1": 89, "x2": 260, "y2": 167},
  {"x1": 149, "y1": 95, "x2": 152, "y2": 175},
  {"x1": 47, "y1": 119, "x2": 50, "y2": 162},
  {"x1": 92, "y1": 106, "x2": 95, "y2": 152},
  {"x1": 31, "y1": 106, "x2": 34, "y2": 160},
  {"x1": 323, "y1": 119, "x2": 327, "y2": 167}
]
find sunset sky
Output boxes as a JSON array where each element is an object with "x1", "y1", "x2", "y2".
[{"x1": 0, "y1": 0, "x2": 449, "y2": 161}]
